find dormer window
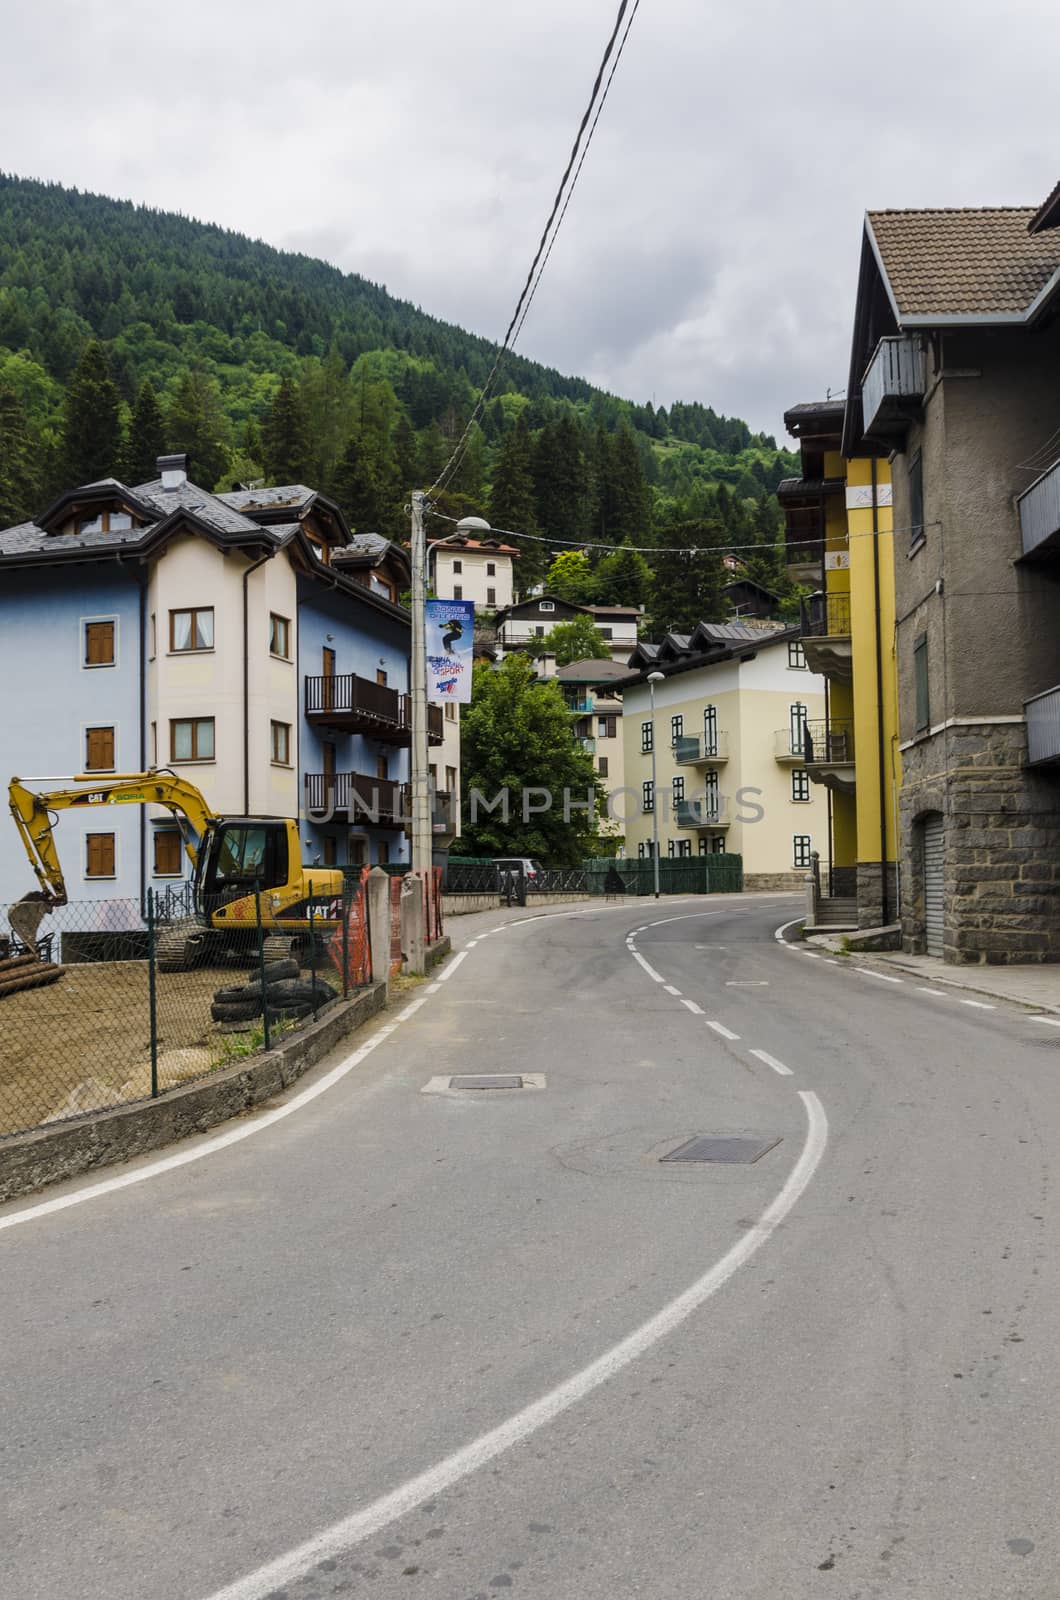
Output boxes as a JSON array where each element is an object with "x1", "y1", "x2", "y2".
[
  {"x1": 75, "y1": 509, "x2": 135, "y2": 536},
  {"x1": 539, "y1": 600, "x2": 555, "y2": 613}
]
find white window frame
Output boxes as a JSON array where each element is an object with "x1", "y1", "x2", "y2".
[
  {"x1": 539, "y1": 601, "x2": 555, "y2": 613},
  {"x1": 788, "y1": 640, "x2": 806, "y2": 670},
  {"x1": 83, "y1": 722, "x2": 118, "y2": 774}
]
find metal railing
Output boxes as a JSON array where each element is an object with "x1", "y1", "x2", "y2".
[
  {"x1": 862, "y1": 334, "x2": 925, "y2": 433},
  {"x1": 675, "y1": 797, "x2": 727, "y2": 829},
  {"x1": 305, "y1": 772, "x2": 405, "y2": 823},
  {"x1": 1017, "y1": 458, "x2": 1060, "y2": 559},
  {"x1": 304, "y1": 675, "x2": 443, "y2": 743},
  {"x1": 674, "y1": 732, "x2": 729, "y2": 764},
  {"x1": 802, "y1": 719, "x2": 855, "y2": 763},
  {"x1": 1026, "y1": 684, "x2": 1060, "y2": 764},
  {"x1": 801, "y1": 592, "x2": 851, "y2": 638}
]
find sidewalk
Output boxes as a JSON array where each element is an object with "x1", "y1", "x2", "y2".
[{"x1": 806, "y1": 934, "x2": 1060, "y2": 1014}]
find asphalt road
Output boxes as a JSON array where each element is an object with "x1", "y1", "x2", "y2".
[{"x1": 4, "y1": 893, "x2": 1060, "y2": 1600}]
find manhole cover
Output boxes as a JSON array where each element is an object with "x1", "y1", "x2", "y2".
[
  {"x1": 661, "y1": 1135, "x2": 781, "y2": 1165},
  {"x1": 450, "y1": 1074, "x2": 524, "y2": 1090}
]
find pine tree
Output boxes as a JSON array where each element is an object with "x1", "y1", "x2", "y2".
[
  {"x1": 488, "y1": 412, "x2": 542, "y2": 583},
  {"x1": 608, "y1": 423, "x2": 652, "y2": 543},
  {"x1": 593, "y1": 544, "x2": 652, "y2": 607},
  {"x1": 299, "y1": 346, "x2": 352, "y2": 493},
  {"x1": 59, "y1": 340, "x2": 123, "y2": 485},
  {"x1": 0, "y1": 385, "x2": 37, "y2": 525},
  {"x1": 122, "y1": 379, "x2": 167, "y2": 484},
  {"x1": 647, "y1": 519, "x2": 727, "y2": 635},
  {"x1": 167, "y1": 369, "x2": 232, "y2": 489},
  {"x1": 333, "y1": 434, "x2": 386, "y2": 532},
  {"x1": 261, "y1": 374, "x2": 310, "y2": 485},
  {"x1": 533, "y1": 415, "x2": 589, "y2": 542}
]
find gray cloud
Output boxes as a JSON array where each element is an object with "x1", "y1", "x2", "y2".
[{"x1": 1, "y1": 0, "x2": 1057, "y2": 439}]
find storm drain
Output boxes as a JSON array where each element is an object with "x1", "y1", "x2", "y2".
[
  {"x1": 661, "y1": 1135, "x2": 781, "y2": 1165},
  {"x1": 421, "y1": 1073, "x2": 546, "y2": 1095},
  {"x1": 451, "y1": 1075, "x2": 524, "y2": 1091}
]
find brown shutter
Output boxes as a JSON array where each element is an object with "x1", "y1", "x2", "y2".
[
  {"x1": 153, "y1": 830, "x2": 182, "y2": 876},
  {"x1": 86, "y1": 833, "x2": 115, "y2": 877},
  {"x1": 85, "y1": 621, "x2": 114, "y2": 665},
  {"x1": 86, "y1": 726, "x2": 115, "y2": 770}
]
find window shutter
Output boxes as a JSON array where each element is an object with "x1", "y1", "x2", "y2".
[
  {"x1": 86, "y1": 726, "x2": 114, "y2": 770},
  {"x1": 87, "y1": 833, "x2": 115, "y2": 877},
  {"x1": 85, "y1": 621, "x2": 114, "y2": 665},
  {"x1": 154, "y1": 830, "x2": 182, "y2": 876}
]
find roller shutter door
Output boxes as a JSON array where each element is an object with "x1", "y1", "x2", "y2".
[{"x1": 923, "y1": 814, "x2": 944, "y2": 958}]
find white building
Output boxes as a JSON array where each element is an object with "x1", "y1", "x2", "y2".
[
  {"x1": 432, "y1": 516, "x2": 519, "y2": 611},
  {"x1": 495, "y1": 595, "x2": 641, "y2": 667}
]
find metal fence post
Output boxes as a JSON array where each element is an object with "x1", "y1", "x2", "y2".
[
  {"x1": 309, "y1": 879, "x2": 319, "y2": 1017},
  {"x1": 255, "y1": 879, "x2": 271, "y2": 1050},
  {"x1": 147, "y1": 887, "x2": 159, "y2": 1099},
  {"x1": 342, "y1": 878, "x2": 350, "y2": 999}
]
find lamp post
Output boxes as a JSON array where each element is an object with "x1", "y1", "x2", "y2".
[{"x1": 647, "y1": 670, "x2": 665, "y2": 899}]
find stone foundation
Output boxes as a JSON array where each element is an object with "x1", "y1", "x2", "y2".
[
  {"x1": 856, "y1": 860, "x2": 899, "y2": 928},
  {"x1": 899, "y1": 720, "x2": 1060, "y2": 964},
  {"x1": 743, "y1": 872, "x2": 805, "y2": 892}
]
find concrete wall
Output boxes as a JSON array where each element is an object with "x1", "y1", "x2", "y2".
[{"x1": 435, "y1": 549, "x2": 514, "y2": 610}]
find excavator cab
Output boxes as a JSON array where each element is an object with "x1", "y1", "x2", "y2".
[{"x1": 194, "y1": 819, "x2": 291, "y2": 913}]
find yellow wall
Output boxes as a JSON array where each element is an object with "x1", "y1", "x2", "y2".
[{"x1": 844, "y1": 458, "x2": 900, "y2": 868}]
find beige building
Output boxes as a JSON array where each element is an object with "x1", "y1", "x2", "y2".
[
  {"x1": 432, "y1": 517, "x2": 519, "y2": 611},
  {"x1": 555, "y1": 658, "x2": 630, "y2": 846},
  {"x1": 616, "y1": 622, "x2": 828, "y2": 888}
]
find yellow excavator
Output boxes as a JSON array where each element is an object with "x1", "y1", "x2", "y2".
[{"x1": 8, "y1": 770, "x2": 344, "y2": 969}]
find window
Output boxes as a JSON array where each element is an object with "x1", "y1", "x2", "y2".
[
  {"x1": 672, "y1": 775, "x2": 685, "y2": 803},
  {"x1": 84, "y1": 725, "x2": 115, "y2": 772},
  {"x1": 84, "y1": 620, "x2": 115, "y2": 667},
  {"x1": 539, "y1": 601, "x2": 555, "y2": 613},
  {"x1": 171, "y1": 717, "x2": 215, "y2": 762},
  {"x1": 446, "y1": 766, "x2": 457, "y2": 792},
  {"x1": 270, "y1": 613, "x2": 291, "y2": 659},
  {"x1": 445, "y1": 701, "x2": 456, "y2": 721},
  {"x1": 149, "y1": 613, "x2": 156, "y2": 658},
  {"x1": 85, "y1": 832, "x2": 115, "y2": 879},
  {"x1": 376, "y1": 668, "x2": 388, "y2": 687},
  {"x1": 791, "y1": 768, "x2": 811, "y2": 803},
  {"x1": 370, "y1": 574, "x2": 394, "y2": 600},
  {"x1": 77, "y1": 509, "x2": 133, "y2": 536},
  {"x1": 642, "y1": 780, "x2": 654, "y2": 813},
  {"x1": 704, "y1": 770, "x2": 720, "y2": 814},
  {"x1": 703, "y1": 704, "x2": 718, "y2": 755},
  {"x1": 487, "y1": 587, "x2": 496, "y2": 607},
  {"x1": 909, "y1": 450, "x2": 924, "y2": 548},
  {"x1": 637, "y1": 841, "x2": 645, "y2": 858},
  {"x1": 598, "y1": 715, "x2": 616, "y2": 739},
  {"x1": 153, "y1": 829, "x2": 182, "y2": 877},
  {"x1": 598, "y1": 756, "x2": 609, "y2": 778},
  {"x1": 453, "y1": 559, "x2": 462, "y2": 573},
  {"x1": 790, "y1": 701, "x2": 808, "y2": 756},
  {"x1": 453, "y1": 585, "x2": 463, "y2": 600},
  {"x1": 170, "y1": 607, "x2": 214, "y2": 652},
  {"x1": 793, "y1": 834, "x2": 812, "y2": 869},
  {"x1": 271, "y1": 721, "x2": 291, "y2": 765},
  {"x1": 698, "y1": 837, "x2": 710, "y2": 855},
  {"x1": 676, "y1": 839, "x2": 691, "y2": 858},
  {"x1": 323, "y1": 836, "x2": 338, "y2": 866},
  {"x1": 486, "y1": 562, "x2": 495, "y2": 576},
  {"x1": 914, "y1": 632, "x2": 930, "y2": 731},
  {"x1": 641, "y1": 720, "x2": 654, "y2": 753},
  {"x1": 670, "y1": 714, "x2": 684, "y2": 747},
  {"x1": 599, "y1": 627, "x2": 613, "y2": 640},
  {"x1": 150, "y1": 722, "x2": 157, "y2": 764},
  {"x1": 667, "y1": 839, "x2": 675, "y2": 857},
  {"x1": 788, "y1": 640, "x2": 806, "y2": 670}
]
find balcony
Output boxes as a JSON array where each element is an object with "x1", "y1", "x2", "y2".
[
  {"x1": 1017, "y1": 457, "x2": 1060, "y2": 559},
  {"x1": 800, "y1": 591, "x2": 853, "y2": 683},
  {"x1": 774, "y1": 729, "x2": 805, "y2": 763},
  {"x1": 674, "y1": 732, "x2": 729, "y2": 766},
  {"x1": 563, "y1": 691, "x2": 594, "y2": 713},
  {"x1": 778, "y1": 475, "x2": 843, "y2": 583},
  {"x1": 577, "y1": 736, "x2": 596, "y2": 754},
  {"x1": 802, "y1": 718, "x2": 856, "y2": 796},
  {"x1": 675, "y1": 797, "x2": 730, "y2": 830},
  {"x1": 304, "y1": 772, "x2": 406, "y2": 827},
  {"x1": 1026, "y1": 685, "x2": 1060, "y2": 764},
  {"x1": 304, "y1": 673, "x2": 443, "y2": 745},
  {"x1": 861, "y1": 335, "x2": 925, "y2": 438}
]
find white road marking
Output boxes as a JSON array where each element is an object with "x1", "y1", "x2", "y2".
[
  {"x1": 960, "y1": 999, "x2": 995, "y2": 1010},
  {"x1": 681, "y1": 999, "x2": 704, "y2": 1015},
  {"x1": 632, "y1": 951, "x2": 665, "y2": 983},
  {"x1": 706, "y1": 1020, "x2": 739, "y2": 1041},
  {"x1": 726, "y1": 980, "x2": 768, "y2": 987},
  {"x1": 435, "y1": 950, "x2": 469, "y2": 982},
  {"x1": 802, "y1": 952, "x2": 821, "y2": 960},
  {"x1": 918, "y1": 987, "x2": 947, "y2": 996},
  {"x1": 465, "y1": 940, "x2": 479, "y2": 948},
  {"x1": 199, "y1": 1092, "x2": 829, "y2": 1600},
  {"x1": 749, "y1": 1048, "x2": 793, "y2": 1077},
  {"x1": 426, "y1": 982, "x2": 442, "y2": 993},
  {"x1": 856, "y1": 968, "x2": 903, "y2": 983},
  {"x1": 664, "y1": 984, "x2": 683, "y2": 996},
  {"x1": 1032, "y1": 1015, "x2": 1060, "y2": 1027},
  {"x1": 824, "y1": 960, "x2": 839, "y2": 966},
  {"x1": 395, "y1": 998, "x2": 428, "y2": 1022},
  {"x1": 773, "y1": 917, "x2": 803, "y2": 943}
]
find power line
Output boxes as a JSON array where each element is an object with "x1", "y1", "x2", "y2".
[{"x1": 426, "y1": 0, "x2": 641, "y2": 498}]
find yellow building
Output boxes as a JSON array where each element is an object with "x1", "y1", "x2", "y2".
[
  {"x1": 780, "y1": 401, "x2": 900, "y2": 927},
  {"x1": 617, "y1": 622, "x2": 828, "y2": 888}
]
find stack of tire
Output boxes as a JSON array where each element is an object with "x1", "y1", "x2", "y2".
[{"x1": 210, "y1": 959, "x2": 336, "y2": 1027}]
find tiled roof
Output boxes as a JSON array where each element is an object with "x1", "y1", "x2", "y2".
[
  {"x1": 217, "y1": 484, "x2": 316, "y2": 514},
  {"x1": 334, "y1": 533, "x2": 391, "y2": 561},
  {"x1": 132, "y1": 477, "x2": 262, "y2": 534},
  {"x1": 868, "y1": 207, "x2": 1060, "y2": 319},
  {"x1": 555, "y1": 657, "x2": 630, "y2": 682},
  {"x1": 696, "y1": 621, "x2": 787, "y2": 644},
  {"x1": 1029, "y1": 178, "x2": 1060, "y2": 235}
]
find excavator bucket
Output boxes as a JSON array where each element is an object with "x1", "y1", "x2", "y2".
[{"x1": 9, "y1": 893, "x2": 49, "y2": 955}]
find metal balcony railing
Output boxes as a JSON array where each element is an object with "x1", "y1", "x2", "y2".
[
  {"x1": 802, "y1": 719, "x2": 855, "y2": 764},
  {"x1": 304, "y1": 675, "x2": 443, "y2": 744},
  {"x1": 675, "y1": 797, "x2": 728, "y2": 829},
  {"x1": 861, "y1": 335, "x2": 925, "y2": 435},
  {"x1": 674, "y1": 732, "x2": 729, "y2": 764},
  {"x1": 1017, "y1": 457, "x2": 1060, "y2": 559},
  {"x1": 304, "y1": 772, "x2": 405, "y2": 823},
  {"x1": 801, "y1": 592, "x2": 851, "y2": 638},
  {"x1": 1025, "y1": 685, "x2": 1060, "y2": 764}
]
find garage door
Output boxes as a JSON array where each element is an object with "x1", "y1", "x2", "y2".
[{"x1": 923, "y1": 813, "x2": 944, "y2": 958}]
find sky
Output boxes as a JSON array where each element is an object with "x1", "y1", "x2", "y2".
[{"x1": 1, "y1": 0, "x2": 1058, "y2": 441}]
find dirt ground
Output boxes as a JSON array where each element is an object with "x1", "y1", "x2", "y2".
[{"x1": 0, "y1": 958, "x2": 341, "y2": 1138}]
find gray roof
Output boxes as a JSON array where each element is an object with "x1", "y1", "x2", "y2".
[
  {"x1": 217, "y1": 484, "x2": 317, "y2": 514},
  {"x1": 555, "y1": 657, "x2": 631, "y2": 683},
  {"x1": 132, "y1": 477, "x2": 262, "y2": 534},
  {"x1": 696, "y1": 621, "x2": 787, "y2": 644},
  {"x1": 334, "y1": 533, "x2": 391, "y2": 561}
]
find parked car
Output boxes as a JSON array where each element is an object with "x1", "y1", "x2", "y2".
[{"x1": 493, "y1": 857, "x2": 543, "y2": 902}]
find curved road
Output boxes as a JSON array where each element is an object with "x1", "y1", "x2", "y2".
[{"x1": 3, "y1": 894, "x2": 1059, "y2": 1599}]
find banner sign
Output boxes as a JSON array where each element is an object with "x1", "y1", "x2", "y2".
[{"x1": 426, "y1": 598, "x2": 475, "y2": 704}]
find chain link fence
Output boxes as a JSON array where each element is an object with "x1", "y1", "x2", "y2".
[{"x1": 0, "y1": 877, "x2": 373, "y2": 1143}]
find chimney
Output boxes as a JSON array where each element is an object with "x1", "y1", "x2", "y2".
[{"x1": 157, "y1": 453, "x2": 189, "y2": 490}]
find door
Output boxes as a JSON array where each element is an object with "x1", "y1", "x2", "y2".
[
  {"x1": 790, "y1": 701, "x2": 808, "y2": 758},
  {"x1": 322, "y1": 646, "x2": 336, "y2": 712},
  {"x1": 703, "y1": 704, "x2": 718, "y2": 757},
  {"x1": 322, "y1": 740, "x2": 336, "y2": 810},
  {"x1": 923, "y1": 813, "x2": 944, "y2": 958}
]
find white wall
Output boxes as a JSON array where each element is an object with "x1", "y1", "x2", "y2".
[{"x1": 435, "y1": 550, "x2": 514, "y2": 610}]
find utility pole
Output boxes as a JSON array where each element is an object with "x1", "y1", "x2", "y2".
[
  {"x1": 647, "y1": 670, "x2": 664, "y2": 898},
  {"x1": 410, "y1": 489, "x2": 432, "y2": 873}
]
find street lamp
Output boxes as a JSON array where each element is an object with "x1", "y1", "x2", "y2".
[{"x1": 647, "y1": 670, "x2": 665, "y2": 899}]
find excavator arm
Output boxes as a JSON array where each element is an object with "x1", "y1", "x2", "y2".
[{"x1": 8, "y1": 770, "x2": 217, "y2": 908}]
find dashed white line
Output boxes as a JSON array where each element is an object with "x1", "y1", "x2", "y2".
[
  {"x1": 198, "y1": 1093, "x2": 830, "y2": 1600},
  {"x1": 706, "y1": 1020, "x2": 740, "y2": 1041},
  {"x1": 681, "y1": 999, "x2": 704, "y2": 1015},
  {"x1": 856, "y1": 968, "x2": 903, "y2": 983},
  {"x1": 1032, "y1": 1015, "x2": 1060, "y2": 1028},
  {"x1": 664, "y1": 984, "x2": 683, "y2": 996},
  {"x1": 960, "y1": 998, "x2": 995, "y2": 1010},
  {"x1": 436, "y1": 950, "x2": 469, "y2": 983},
  {"x1": 802, "y1": 952, "x2": 821, "y2": 960},
  {"x1": 395, "y1": 997, "x2": 428, "y2": 1022},
  {"x1": 749, "y1": 1048, "x2": 793, "y2": 1077},
  {"x1": 632, "y1": 951, "x2": 665, "y2": 983},
  {"x1": 824, "y1": 960, "x2": 839, "y2": 966},
  {"x1": 918, "y1": 987, "x2": 947, "y2": 996}
]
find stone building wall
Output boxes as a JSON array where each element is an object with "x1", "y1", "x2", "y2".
[{"x1": 899, "y1": 721, "x2": 1060, "y2": 963}]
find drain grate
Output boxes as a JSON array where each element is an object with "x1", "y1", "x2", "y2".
[
  {"x1": 661, "y1": 1135, "x2": 781, "y2": 1165},
  {"x1": 450, "y1": 1074, "x2": 524, "y2": 1091}
]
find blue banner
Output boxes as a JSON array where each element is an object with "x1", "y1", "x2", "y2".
[{"x1": 426, "y1": 598, "x2": 475, "y2": 704}]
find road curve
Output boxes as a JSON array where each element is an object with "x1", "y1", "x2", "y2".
[{"x1": 3, "y1": 894, "x2": 1059, "y2": 1600}]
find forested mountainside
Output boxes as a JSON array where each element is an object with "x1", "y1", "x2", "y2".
[{"x1": 0, "y1": 174, "x2": 800, "y2": 628}]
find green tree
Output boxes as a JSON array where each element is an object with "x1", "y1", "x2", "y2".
[
  {"x1": 533, "y1": 414, "x2": 588, "y2": 541},
  {"x1": 299, "y1": 346, "x2": 353, "y2": 492},
  {"x1": 0, "y1": 385, "x2": 38, "y2": 524},
  {"x1": 593, "y1": 544, "x2": 652, "y2": 607},
  {"x1": 608, "y1": 422, "x2": 652, "y2": 542},
  {"x1": 261, "y1": 374, "x2": 310, "y2": 485},
  {"x1": 534, "y1": 615, "x2": 610, "y2": 667},
  {"x1": 545, "y1": 549, "x2": 595, "y2": 604},
  {"x1": 459, "y1": 655, "x2": 604, "y2": 864},
  {"x1": 58, "y1": 340, "x2": 122, "y2": 485},
  {"x1": 167, "y1": 369, "x2": 231, "y2": 489},
  {"x1": 333, "y1": 434, "x2": 387, "y2": 532},
  {"x1": 648, "y1": 519, "x2": 727, "y2": 635},
  {"x1": 488, "y1": 412, "x2": 542, "y2": 582},
  {"x1": 122, "y1": 379, "x2": 167, "y2": 484}
]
